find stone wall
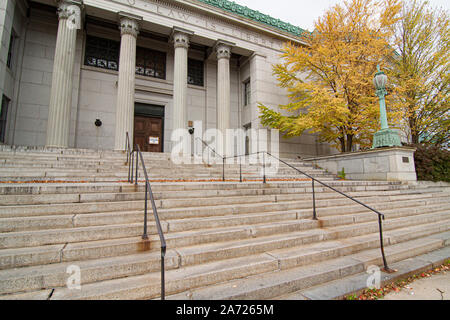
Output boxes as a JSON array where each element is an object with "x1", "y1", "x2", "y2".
[
  {"x1": 305, "y1": 147, "x2": 417, "y2": 181},
  {"x1": 11, "y1": 8, "x2": 56, "y2": 147},
  {"x1": 0, "y1": 0, "x2": 16, "y2": 106}
]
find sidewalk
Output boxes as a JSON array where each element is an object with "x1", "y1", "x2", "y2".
[
  {"x1": 337, "y1": 252, "x2": 450, "y2": 300},
  {"x1": 382, "y1": 272, "x2": 449, "y2": 300}
]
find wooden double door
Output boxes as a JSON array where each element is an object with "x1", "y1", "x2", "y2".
[{"x1": 134, "y1": 115, "x2": 163, "y2": 152}]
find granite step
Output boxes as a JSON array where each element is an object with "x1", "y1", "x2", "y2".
[
  {"x1": 0, "y1": 180, "x2": 404, "y2": 195},
  {"x1": 2, "y1": 203, "x2": 447, "y2": 270},
  {"x1": 0, "y1": 183, "x2": 424, "y2": 206},
  {"x1": 9, "y1": 232, "x2": 444, "y2": 300},
  {"x1": 1, "y1": 205, "x2": 447, "y2": 270},
  {"x1": 280, "y1": 244, "x2": 450, "y2": 300},
  {"x1": 0, "y1": 174, "x2": 337, "y2": 183},
  {"x1": 0, "y1": 223, "x2": 448, "y2": 297},
  {"x1": 0, "y1": 192, "x2": 448, "y2": 233},
  {"x1": 0, "y1": 185, "x2": 401, "y2": 205},
  {"x1": 164, "y1": 233, "x2": 449, "y2": 301},
  {"x1": 0, "y1": 188, "x2": 445, "y2": 221}
]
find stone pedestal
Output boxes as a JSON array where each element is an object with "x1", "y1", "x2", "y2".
[
  {"x1": 46, "y1": 1, "x2": 83, "y2": 147},
  {"x1": 114, "y1": 15, "x2": 139, "y2": 150},
  {"x1": 305, "y1": 147, "x2": 417, "y2": 181}
]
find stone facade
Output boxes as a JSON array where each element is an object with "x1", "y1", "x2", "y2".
[{"x1": 0, "y1": 0, "x2": 335, "y2": 157}]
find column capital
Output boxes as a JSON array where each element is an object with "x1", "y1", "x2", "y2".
[
  {"x1": 56, "y1": 0, "x2": 83, "y2": 21},
  {"x1": 118, "y1": 12, "x2": 142, "y2": 38},
  {"x1": 215, "y1": 40, "x2": 234, "y2": 60},
  {"x1": 171, "y1": 27, "x2": 194, "y2": 49}
]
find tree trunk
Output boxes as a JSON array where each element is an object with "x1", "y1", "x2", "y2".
[
  {"x1": 346, "y1": 134, "x2": 353, "y2": 152},
  {"x1": 411, "y1": 130, "x2": 420, "y2": 144},
  {"x1": 339, "y1": 137, "x2": 345, "y2": 153},
  {"x1": 408, "y1": 109, "x2": 419, "y2": 144},
  {"x1": 338, "y1": 134, "x2": 354, "y2": 153}
]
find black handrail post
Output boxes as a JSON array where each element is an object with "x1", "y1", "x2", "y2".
[
  {"x1": 239, "y1": 155, "x2": 242, "y2": 183},
  {"x1": 161, "y1": 246, "x2": 166, "y2": 300},
  {"x1": 142, "y1": 182, "x2": 148, "y2": 240},
  {"x1": 263, "y1": 152, "x2": 266, "y2": 184},
  {"x1": 130, "y1": 151, "x2": 134, "y2": 183},
  {"x1": 378, "y1": 214, "x2": 394, "y2": 273},
  {"x1": 128, "y1": 151, "x2": 132, "y2": 183},
  {"x1": 135, "y1": 148, "x2": 138, "y2": 186},
  {"x1": 312, "y1": 179, "x2": 317, "y2": 220},
  {"x1": 222, "y1": 156, "x2": 225, "y2": 181},
  {"x1": 125, "y1": 132, "x2": 128, "y2": 164}
]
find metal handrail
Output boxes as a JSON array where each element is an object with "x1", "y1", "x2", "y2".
[
  {"x1": 195, "y1": 137, "x2": 267, "y2": 182},
  {"x1": 197, "y1": 139, "x2": 393, "y2": 272},
  {"x1": 125, "y1": 132, "x2": 133, "y2": 181},
  {"x1": 195, "y1": 137, "x2": 223, "y2": 159},
  {"x1": 264, "y1": 152, "x2": 393, "y2": 273},
  {"x1": 195, "y1": 137, "x2": 225, "y2": 181},
  {"x1": 222, "y1": 151, "x2": 265, "y2": 183},
  {"x1": 126, "y1": 136, "x2": 167, "y2": 300}
]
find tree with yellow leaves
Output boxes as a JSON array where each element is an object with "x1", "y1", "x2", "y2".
[
  {"x1": 389, "y1": 0, "x2": 449, "y2": 147},
  {"x1": 259, "y1": 0, "x2": 401, "y2": 152}
]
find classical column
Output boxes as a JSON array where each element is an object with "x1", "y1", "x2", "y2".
[
  {"x1": 171, "y1": 28, "x2": 193, "y2": 132},
  {"x1": 46, "y1": 0, "x2": 83, "y2": 147},
  {"x1": 216, "y1": 42, "x2": 232, "y2": 150},
  {"x1": 114, "y1": 15, "x2": 139, "y2": 150}
]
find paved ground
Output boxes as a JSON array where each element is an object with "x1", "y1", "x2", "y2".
[{"x1": 382, "y1": 272, "x2": 450, "y2": 300}]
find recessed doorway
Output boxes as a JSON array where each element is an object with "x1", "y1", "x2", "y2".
[{"x1": 134, "y1": 103, "x2": 164, "y2": 152}]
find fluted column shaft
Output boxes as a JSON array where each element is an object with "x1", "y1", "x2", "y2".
[
  {"x1": 114, "y1": 17, "x2": 139, "y2": 150},
  {"x1": 46, "y1": 1, "x2": 82, "y2": 147},
  {"x1": 216, "y1": 43, "x2": 231, "y2": 150},
  {"x1": 172, "y1": 31, "x2": 190, "y2": 131}
]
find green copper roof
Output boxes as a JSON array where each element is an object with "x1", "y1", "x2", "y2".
[{"x1": 196, "y1": 0, "x2": 307, "y2": 38}]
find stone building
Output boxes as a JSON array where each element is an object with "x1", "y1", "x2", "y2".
[{"x1": 0, "y1": 0, "x2": 334, "y2": 157}]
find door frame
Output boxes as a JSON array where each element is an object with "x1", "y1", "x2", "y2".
[{"x1": 134, "y1": 103, "x2": 165, "y2": 152}]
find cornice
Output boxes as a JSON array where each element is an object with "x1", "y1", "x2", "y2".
[{"x1": 193, "y1": 0, "x2": 308, "y2": 38}]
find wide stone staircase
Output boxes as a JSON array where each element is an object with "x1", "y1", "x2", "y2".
[{"x1": 0, "y1": 146, "x2": 448, "y2": 300}]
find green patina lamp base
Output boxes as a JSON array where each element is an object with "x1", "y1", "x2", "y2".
[{"x1": 372, "y1": 128, "x2": 402, "y2": 149}]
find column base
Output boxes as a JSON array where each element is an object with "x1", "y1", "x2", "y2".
[{"x1": 372, "y1": 128, "x2": 402, "y2": 149}]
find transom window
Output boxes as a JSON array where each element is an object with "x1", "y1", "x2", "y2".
[
  {"x1": 84, "y1": 35, "x2": 167, "y2": 80},
  {"x1": 84, "y1": 36, "x2": 120, "y2": 71},
  {"x1": 188, "y1": 59, "x2": 204, "y2": 86},
  {"x1": 135, "y1": 47, "x2": 166, "y2": 79}
]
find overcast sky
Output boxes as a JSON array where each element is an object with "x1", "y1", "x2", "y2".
[{"x1": 234, "y1": 0, "x2": 450, "y2": 31}]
